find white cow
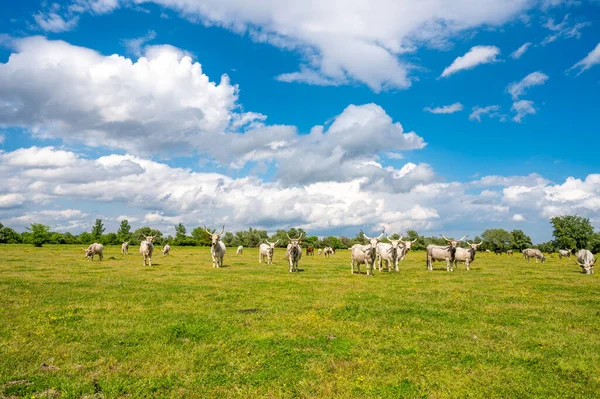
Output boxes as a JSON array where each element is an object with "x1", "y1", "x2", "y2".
[
  {"x1": 205, "y1": 225, "x2": 226, "y2": 268},
  {"x1": 376, "y1": 236, "x2": 402, "y2": 272},
  {"x1": 574, "y1": 249, "x2": 595, "y2": 274},
  {"x1": 523, "y1": 248, "x2": 545, "y2": 263},
  {"x1": 558, "y1": 249, "x2": 571, "y2": 259},
  {"x1": 162, "y1": 244, "x2": 170, "y2": 256},
  {"x1": 259, "y1": 239, "x2": 279, "y2": 264},
  {"x1": 83, "y1": 243, "x2": 104, "y2": 261},
  {"x1": 453, "y1": 241, "x2": 483, "y2": 271},
  {"x1": 323, "y1": 247, "x2": 334, "y2": 257},
  {"x1": 286, "y1": 233, "x2": 303, "y2": 272},
  {"x1": 317, "y1": 249, "x2": 322, "y2": 256},
  {"x1": 426, "y1": 235, "x2": 467, "y2": 271},
  {"x1": 351, "y1": 229, "x2": 385, "y2": 276},
  {"x1": 236, "y1": 245, "x2": 243, "y2": 255},
  {"x1": 140, "y1": 236, "x2": 155, "y2": 266},
  {"x1": 398, "y1": 237, "x2": 418, "y2": 261},
  {"x1": 121, "y1": 242, "x2": 129, "y2": 254}
]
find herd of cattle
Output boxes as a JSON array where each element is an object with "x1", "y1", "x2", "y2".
[{"x1": 81, "y1": 226, "x2": 596, "y2": 275}]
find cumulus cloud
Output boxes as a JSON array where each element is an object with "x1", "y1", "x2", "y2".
[
  {"x1": 511, "y1": 100, "x2": 536, "y2": 123},
  {"x1": 440, "y1": 46, "x2": 500, "y2": 78},
  {"x1": 469, "y1": 105, "x2": 500, "y2": 122},
  {"x1": 568, "y1": 42, "x2": 600, "y2": 75},
  {"x1": 507, "y1": 71, "x2": 549, "y2": 100},
  {"x1": 512, "y1": 214, "x2": 526, "y2": 221},
  {"x1": 423, "y1": 103, "x2": 463, "y2": 114},
  {"x1": 122, "y1": 30, "x2": 157, "y2": 57},
  {"x1": 33, "y1": 11, "x2": 79, "y2": 32},
  {"x1": 510, "y1": 42, "x2": 532, "y2": 59}
]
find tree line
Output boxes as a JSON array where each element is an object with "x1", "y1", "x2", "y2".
[{"x1": 1, "y1": 215, "x2": 599, "y2": 253}]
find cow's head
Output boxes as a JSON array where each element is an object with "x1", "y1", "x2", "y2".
[
  {"x1": 203, "y1": 225, "x2": 224, "y2": 249},
  {"x1": 362, "y1": 228, "x2": 385, "y2": 252},
  {"x1": 82, "y1": 247, "x2": 93, "y2": 259},
  {"x1": 466, "y1": 240, "x2": 483, "y2": 251},
  {"x1": 123, "y1": 241, "x2": 128, "y2": 245},
  {"x1": 384, "y1": 235, "x2": 402, "y2": 254},
  {"x1": 441, "y1": 234, "x2": 467, "y2": 249},
  {"x1": 400, "y1": 236, "x2": 418, "y2": 251},
  {"x1": 144, "y1": 235, "x2": 155, "y2": 243},
  {"x1": 575, "y1": 258, "x2": 594, "y2": 274},
  {"x1": 286, "y1": 233, "x2": 303, "y2": 256}
]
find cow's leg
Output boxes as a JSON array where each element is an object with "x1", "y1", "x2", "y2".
[
  {"x1": 466, "y1": 259, "x2": 470, "y2": 271},
  {"x1": 365, "y1": 260, "x2": 371, "y2": 276}
]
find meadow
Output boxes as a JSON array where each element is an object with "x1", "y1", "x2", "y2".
[{"x1": 0, "y1": 244, "x2": 599, "y2": 399}]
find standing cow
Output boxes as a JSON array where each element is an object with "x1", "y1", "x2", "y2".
[
  {"x1": 259, "y1": 239, "x2": 279, "y2": 264},
  {"x1": 506, "y1": 250, "x2": 513, "y2": 255},
  {"x1": 559, "y1": 249, "x2": 571, "y2": 259},
  {"x1": 376, "y1": 235, "x2": 402, "y2": 272},
  {"x1": 523, "y1": 248, "x2": 545, "y2": 263},
  {"x1": 140, "y1": 236, "x2": 155, "y2": 266},
  {"x1": 286, "y1": 233, "x2": 303, "y2": 272},
  {"x1": 574, "y1": 249, "x2": 595, "y2": 274},
  {"x1": 306, "y1": 247, "x2": 315, "y2": 256},
  {"x1": 162, "y1": 244, "x2": 170, "y2": 256},
  {"x1": 453, "y1": 241, "x2": 483, "y2": 271},
  {"x1": 351, "y1": 229, "x2": 385, "y2": 276},
  {"x1": 426, "y1": 235, "x2": 467, "y2": 271},
  {"x1": 83, "y1": 243, "x2": 104, "y2": 261},
  {"x1": 204, "y1": 225, "x2": 226, "y2": 268},
  {"x1": 121, "y1": 242, "x2": 129, "y2": 254}
]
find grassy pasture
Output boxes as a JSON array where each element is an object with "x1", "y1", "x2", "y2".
[{"x1": 0, "y1": 244, "x2": 599, "y2": 399}]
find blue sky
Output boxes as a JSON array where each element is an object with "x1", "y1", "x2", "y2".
[{"x1": 0, "y1": 0, "x2": 599, "y2": 242}]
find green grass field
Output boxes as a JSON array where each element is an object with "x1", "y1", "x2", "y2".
[{"x1": 1, "y1": 244, "x2": 599, "y2": 398}]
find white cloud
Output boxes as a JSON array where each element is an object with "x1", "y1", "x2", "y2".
[
  {"x1": 440, "y1": 46, "x2": 500, "y2": 78},
  {"x1": 512, "y1": 214, "x2": 526, "y2": 221},
  {"x1": 511, "y1": 100, "x2": 536, "y2": 123},
  {"x1": 423, "y1": 102, "x2": 463, "y2": 114},
  {"x1": 507, "y1": 71, "x2": 549, "y2": 100},
  {"x1": 0, "y1": 193, "x2": 25, "y2": 209},
  {"x1": 510, "y1": 42, "x2": 532, "y2": 59},
  {"x1": 123, "y1": 30, "x2": 157, "y2": 57},
  {"x1": 33, "y1": 11, "x2": 80, "y2": 32},
  {"x1": 568, "y1": 42, "x2": 600, "y2": 75},
  {"x1": 469, "y1": 105, "x2": 500, "y2": 122},
  {"x1": 541, "y1": 14, "x2": 591, "y2": 45}
]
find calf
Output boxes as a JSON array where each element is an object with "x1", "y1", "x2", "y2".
[
  {"x1": 121, "y1": 242, "x2": 129, "y2": 254},
  {"x1": 236, "y1": 245, "x2": 243, "y2": 255},
  {"x1": 306, "y1": 247, "x2": 314, "y2": 256},
  {"x1": 162, "y1": 244, "x2": 170, "y2": 256}
]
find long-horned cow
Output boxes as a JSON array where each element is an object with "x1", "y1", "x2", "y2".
[
  {"x1": 162, "y1": 244, "x2": 170, "y2": 256},
  {"x1": 376, "y1": 235, "x2": 402, "y2": 272},
  {"x1": 259, "y1": 239, "x2": 279, "y2": 264},
  {"x1": 574, "y1": 249, "x2": 595, "y2": 274},
  {"x1": 121, "y1": 242, "x2": 129, "y2": 255},
  {"x1": 426, "y1": 235, "x2": 467, "y2": 271},
  {"x1": 351, "y1": 228, "x2": 385, "y2": 276},
  {"x1": 559, "y1": 249, "x2": 571, "y2": 259},
  {"x1": 83, "y1": 243, "x2": 104, "y2": 261},
  {"x1": 236, "y1": 246, "x2": 243, "y2": 255},
  {"x1": 204, "y1": 225, "x2": 226, "y2": 268},
  {"x1": 140, "y1": 236, "x2": 155, "y2": 266},
  {"x1": 523, "y1": 248, "x2": 545, "y2": 263},
  {"x1": 398, "y1": 236, "x2": 418, "y2": 261},
  {"x1": 286, "y1": 233, "x2": 303, "y2": 272},
  {"x1": 453, "y1": 240, "x2": 483, "y2": 271}
]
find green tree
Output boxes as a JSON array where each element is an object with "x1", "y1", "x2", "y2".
[
  {"x1": 510, "y1": 230, "x2": 533, "y2": 251},
  {"x1": 339, "y1": 236, "x2": 352, "y2": 249},
  {"x1": 79, "y1": 232, "x2": 93, "y2": 245},
  {"x1": 537, "y1": 241, "x2": 556, "y2": 253},
  {"x1": 191, "y1": 226, "x2": 212, "y2": 246},
  {"x1": 321, "y1": 236, "x2": 342, "y2": 249},
  {"x1": 91, "y1": 218, "x2": 105, "y2": 241},
  {"x1": 117, "y1": 219, "x2": 132, "y2": 243},
  {"x1": 175, "y1": 223, "x2": 187, "y2": 240},
  {"x1": 481, "y1": 229, "x2": 513, "y2": 251},
  {"x1": 49, "y1": 232, "x2": 65, "y2": 244},
  {"x1": 589, "y1": 232, "x2": 600, "y2": 254},
  {"x1": 62, "y1": 232, "x2": 75, "y2": 244},
  {"x1": 0, "y1": 227, "x2": 22, "y2": 243},
  {"x1": 103, "y1": 232, "x2": 120, "y2": 245},
  {"x1": 551, "y1": 215, "x2": 594, "y2": 250},
  {"x1": 27, "y1": 223, "x2": 51, "y2": 247},
  {"x1": 133, "y1": 227, "x2": 163, "y2": 245}
]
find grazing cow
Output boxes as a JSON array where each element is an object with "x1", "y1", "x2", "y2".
[
  {"x1": 323, "y1": 247, "x2": 334, "y2": 257},
  {"x1": 494, "y1": 249, "x2": 503, "y2": 255},
  {"x1": 426, "y1": 235, "x2": 467, "y2": 271},
  {"x1": 236, "y1": 246, "x2": 243, "y2": 255},
  {"x1": 453, "y1": 241, "x2": 483, "y2": 271},
  {"x1": 83, "y1": 243, "x2": 104, "y2": 261},
  {"x1": 523, "y1": 248, "x2": 545, "y2": 263},
  {"x1": 485, "y1": 249, "x2": 492, "y2": 253},
  {"x1": 259, "y1": 239, "x2": 279, "y2": 264},
  {"x1": 204, "y1": 225, "x2": 226, "y2": 268},
  {"x1": 350, "y1": 229, "x2": 385, "y2": 276},
  {"x1": 506, "y1": 250, "x2": 513, "y2": 255},
  {"x1": 306, "y1": 247, "x2": 315, "y2": 256},
  {"x1": 574, "y1": 249, "x2": 595, "y2": 274},
  {"x1": 376, "y1": 236, "x2": 402, "y2": 272},
  {"x1": 286, "y1": 233, "x2": 303, "y2": 272},
  {"x1": 121, "y1": 242, "x2": 129, "y2": 254},
  {"x1": 398, "y1": 236, "x2": 418, "y2": 261},
  {"x1": 317, "y1": 249, "x2": 322, "y2": 256},
  {"x1": 162, "y1": 244, "x2": 170, "y2": 256},
  {"x1": 559, "y1": 249, "x2": 571, "y2": 259},
  {"x1": 140, "y1": 236, "x2": 155, "y2": 266}
]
